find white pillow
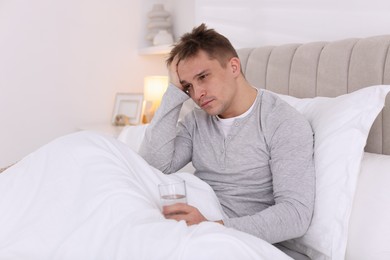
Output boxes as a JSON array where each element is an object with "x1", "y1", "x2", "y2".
[
  {"x1": 275, "y1": 85, "x2": 390, "y2": 260},
  {"x1": 117, "y1": 124, "x2": 149, "y2": 152},
  {"x1": 346, "y1": 152, "x2": 390, "y2": 260}
]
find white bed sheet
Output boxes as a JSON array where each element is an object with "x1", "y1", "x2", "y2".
[{"x1": 0, "y1": 131, "x2": 290, "y2": 260}]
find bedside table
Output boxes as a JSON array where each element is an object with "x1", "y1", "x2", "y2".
[{"x1": 78, "y1": 124, "x2": 124, "y2": 138}]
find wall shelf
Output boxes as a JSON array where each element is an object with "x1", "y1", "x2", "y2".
[{"x1": 138, "y1": 44, "x2": 172, "y2": 55}]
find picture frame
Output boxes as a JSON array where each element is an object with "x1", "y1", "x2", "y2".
[{"x1": 111, "y1": 93, "x2": 144, "y2": 125}]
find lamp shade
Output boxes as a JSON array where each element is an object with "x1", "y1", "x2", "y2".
[{"x1": 144, "y1": 76, "x2": 168, "y2": 103}]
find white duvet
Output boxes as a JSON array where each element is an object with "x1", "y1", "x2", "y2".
[{"x1": 0, "y1": 131, "x2": 290, "y2": 260}]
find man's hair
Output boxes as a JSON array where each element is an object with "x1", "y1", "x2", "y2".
[{"x1": 166, "y1": 23, "x2": 238, "y2": 68}]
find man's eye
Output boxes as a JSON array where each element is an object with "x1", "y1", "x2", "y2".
[
  {"x1": 199, "y1": 74, "x2": 208, "y2": 80},
  {"x1": 183, "y1": 84, "x2": 192, "y2": 95}
]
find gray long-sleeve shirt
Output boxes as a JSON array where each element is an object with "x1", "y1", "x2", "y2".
[{"x1": 139, "y1": 84, "x2": 315, "y2": 244}]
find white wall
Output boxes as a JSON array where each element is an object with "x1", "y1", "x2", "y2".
[
  {"x1": 0, "y1": 0, "x2": 169, "y2": 166},
  {"x1": 195, "y1": 0, "x2": 390, "y2": 49}
]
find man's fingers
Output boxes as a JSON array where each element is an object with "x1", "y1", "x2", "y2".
[
  {"x1": 161, "y1": 203, "x2": 207, "y2": 226},
  {"x1": 168, "y1": 55, "x2": 182, "y2": 89},
  {"x1": 165, "y1": 213, "x2": 186, "y2": 221},
  {"x1": 162, "y1": 204, "x2": 191, "y2": 224},
  {"x1": 162, "y1": 203, "x2": 191, "y2": 215}
]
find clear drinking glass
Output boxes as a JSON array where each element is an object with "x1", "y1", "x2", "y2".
[{"x1": 158, "y1": 180, "x2": 187, "y2": 207}]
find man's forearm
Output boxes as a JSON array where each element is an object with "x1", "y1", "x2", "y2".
[{"x1": 139, "y1": 85, "x2": 190, "y2": 173}]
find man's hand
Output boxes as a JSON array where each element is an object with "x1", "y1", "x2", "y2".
[
  {"x1": 168, "y1": 55, "x2": 183, "y2": 91},
  {"x1": 162, "y1": 203, "x2": 206, "y2": 225},
  {"x1": 162, "y1": 203, "x2": 223, "y2": 226}
]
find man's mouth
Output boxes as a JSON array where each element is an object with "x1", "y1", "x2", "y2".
[{"x1": 200, "y1": 99, "x2": 213, "y2": 108}]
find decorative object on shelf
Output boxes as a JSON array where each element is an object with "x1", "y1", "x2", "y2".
[
  {"x1": 114, "y1": 114, "x2": 131, "y2": 126},
  {"x1": 111, "y1": 93, "x2": 144, "y2": 125},
  {"x1": 153, "y1": 29, "x2": 174, "y2": 46},
  {"x1": 146, "y1": 4, "x2": 173, "y2": 46},
  {"x1": 142, "y1": 76, "x2": 169, "y2": 123}
]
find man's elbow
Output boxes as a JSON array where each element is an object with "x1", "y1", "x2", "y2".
[{"x1": 294, "y1": 202, "x2": 314, "y2": 238}]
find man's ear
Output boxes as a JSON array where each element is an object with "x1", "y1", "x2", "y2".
[{"x1": 229, "y1": 57, "x2": 241, "y2": 76}]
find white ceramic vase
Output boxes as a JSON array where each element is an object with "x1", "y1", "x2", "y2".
[
  {"x1": 146, "y1": 4, "x2": 172, "y2": 42},
  {"x1": 153, "y1": 30, "x2": 174, "y2": 46}
]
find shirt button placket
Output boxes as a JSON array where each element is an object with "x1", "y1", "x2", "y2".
[{"x1": 221, "y1": 142, "x2": 226, "y2": 170}]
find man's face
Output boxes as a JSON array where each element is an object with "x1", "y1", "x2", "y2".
[{"x1": 177, "y1": 50, "x2": 238, "y2": 118}]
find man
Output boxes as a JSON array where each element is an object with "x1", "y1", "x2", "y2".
[{"x1": 139, "y1": 23, "x2": 315, "y2": 244}]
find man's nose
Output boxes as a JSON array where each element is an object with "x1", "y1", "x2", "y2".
[{"x1": 193, "y1": 84, "x2": 206, "y2": 100}]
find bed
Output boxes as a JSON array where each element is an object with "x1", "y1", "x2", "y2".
[{"x1": 1, "y1": 35, "x2": 390, "y2": 260}]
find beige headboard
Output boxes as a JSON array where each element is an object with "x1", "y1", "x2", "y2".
[{"x1": 238, "y1": 35, "x2": 390, "y2": 155}]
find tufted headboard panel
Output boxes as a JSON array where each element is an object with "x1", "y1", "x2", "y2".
[{"x1": 238, "y1": 35, "x2": 390, "y2": 155}]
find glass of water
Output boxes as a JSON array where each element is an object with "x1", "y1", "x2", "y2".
[{"x1": 158, "y1": 180, "x2": 187, "y2": 208}]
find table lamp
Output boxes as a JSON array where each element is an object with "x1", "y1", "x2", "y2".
[{"x1": 143, "y1": 76, "x2": 169, "y2": 123}]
